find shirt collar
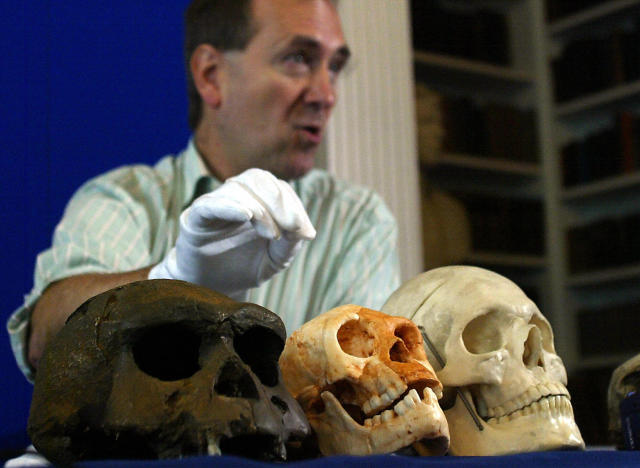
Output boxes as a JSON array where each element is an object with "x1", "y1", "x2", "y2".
[{"x1": 181, "y1": 138, "x2": 223, "y2": 208}]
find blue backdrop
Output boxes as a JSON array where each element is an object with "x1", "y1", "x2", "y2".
[{"x1": 1, "y1": 1, "x2": 192, "y2": 451}]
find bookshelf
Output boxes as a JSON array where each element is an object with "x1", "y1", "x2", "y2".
[
  {"x1": 548, "y1": 0, "x2": 640, "y2": 376},
  {"x1": 411, "y1": 0, "x2": 554, "y2": 331},
  {"x1": 411, "y1": 0, "x2": 640, "y2": 379}
]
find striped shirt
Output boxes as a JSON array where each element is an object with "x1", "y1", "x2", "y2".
[{"x1": 7, "y1": 140, "x2": 400, "y2": 381}]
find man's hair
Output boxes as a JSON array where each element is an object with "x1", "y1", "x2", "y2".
[{"x1": 184, "y1": 0, "x2": 256, "y2": 130}]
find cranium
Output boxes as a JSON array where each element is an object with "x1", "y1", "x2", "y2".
[
  {"x1": 279, "y1": 304, "x2": 449, "y2": 456},
  {"x1": 608, "y1": 353, "x2": 640, "y2": 448},
  {"x1": 28, "y1": 280, "x2": 309, "y2": 465},
  {"x1": 382, "y1": 266, "x2": 585, "y2": 455}
]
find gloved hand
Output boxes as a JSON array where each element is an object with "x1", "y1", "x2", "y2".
[{"x1": 149, "y1": 168, "x2": 316, "y2": 300}]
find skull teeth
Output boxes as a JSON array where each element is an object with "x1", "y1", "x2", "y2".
[
  {"x1": 206, "y1": 433, "x2": 221, "y2": 456},
  {"x1": 393, "y1": 389, "x2": 417, "y2": 416},
  {"x1": 482, "y1": 382, "x2": 568, "y2": 419},
  {"x1": 485, "y1": 394, "x2": 573, "y2": 425},
  {"x1": 362, "y1": 387, "x2": 437, "y2": 426},
  {"x1": 363, "y1": 386, "x2": 403, "y2": 416}
]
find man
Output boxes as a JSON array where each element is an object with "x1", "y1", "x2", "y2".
[{"x1": 8, "y1": 0, "x2": 400, "y2": 381}]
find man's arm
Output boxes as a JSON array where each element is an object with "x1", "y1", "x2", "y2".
[
  {"x1": 26, "y1": 169, "x2": 314, "y2": 373},
  {"x1": 27, "y1": 267, "x2": 152, "y2": 370}
]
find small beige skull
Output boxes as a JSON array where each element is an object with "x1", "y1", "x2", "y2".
[
  {"x1": 608, "y1": 353, "x2": 640, "y2": 447},
  {"x1": 382, "y1": 266, "x2": 585, "y2": 456},
  {"x1": 279, "y1": 304, "x2": 449, "y2": 456}
]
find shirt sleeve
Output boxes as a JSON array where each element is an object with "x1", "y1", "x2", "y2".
[{"x1": 7, "y1": 167, "x2": 165, "y2": 382}]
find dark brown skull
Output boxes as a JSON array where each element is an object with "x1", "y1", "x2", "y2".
[{"x1": 28, "y1": 280, "x2": 310, "y2": 465}]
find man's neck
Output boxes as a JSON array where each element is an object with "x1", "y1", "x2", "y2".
[{"x1": 193, "y1": 126, "x2": 235, "y2": 181}]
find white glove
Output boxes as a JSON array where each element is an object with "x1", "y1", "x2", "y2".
[{"x1": 149, "y1": 168, "x2": 316, "y2": 300}]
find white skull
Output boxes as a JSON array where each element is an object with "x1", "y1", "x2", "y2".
[
  {"x1": 382, "y1": 266, "x2": 585, "y2": 455},
  {"x1": 279, "y1": 304, "x2": 450, "y2": 456},
  {"x1": 607, "y1": 353, "x2": 640, "y2": 447}
]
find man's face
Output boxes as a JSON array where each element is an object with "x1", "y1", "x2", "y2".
[{"x1": 215, "y1": 0, "x2": 350, "y2": 180}]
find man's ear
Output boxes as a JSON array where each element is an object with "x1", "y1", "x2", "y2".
[{"x1": 190, "y1": 44, "x2": 224, "y2": 109}]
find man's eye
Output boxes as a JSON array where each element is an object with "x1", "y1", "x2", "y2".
[
  {"x1": 330, "y1": 60, "x2": 346, "y2": 75},
  {"x1": 285, "y1": 51, "x2": 311, "y2": 66}
]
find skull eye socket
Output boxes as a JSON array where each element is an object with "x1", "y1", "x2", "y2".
[
  {"x1": 234, "y1": 326, "x2": 283, "y2": 387},
  {"x1": 132, "y1": 323, "x2": 201, "y2": 381},
  {"x1": 337, "y1": 319, "x2": 375, "y2": 357},
  {"x1": 621, "y1": 371, "x2": 640, "y2": 390},
  {"x1": 462, "y1": 310, "x2": 508, "y2": 354}
]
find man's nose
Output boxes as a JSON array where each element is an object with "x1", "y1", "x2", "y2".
[{"x1": 305, "y1": 67, "x2": 336, "y2": 110}]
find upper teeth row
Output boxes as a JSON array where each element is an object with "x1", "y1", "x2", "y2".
[
  {"x1": 362, "y1": 384, "x2": 404, "y2": 416},
  {"x1": 477, "y1": 382, "x2": 567, "y2": 419},
  {"x1": 486, "y1": 394, "x2": 573, "y2": 425},
  {"x1": 363, "y1": 388, "x2": 436, "y2": 427}
]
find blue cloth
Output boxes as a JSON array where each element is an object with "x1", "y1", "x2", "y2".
[{"x1": 70, "y1": 451, "x2": 640, "y2": 468}]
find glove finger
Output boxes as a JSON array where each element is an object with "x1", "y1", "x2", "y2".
[
  {"x1": 271, "y1": 179, "x2": 316, "y2": 240},
  {"x1": 221, "y1": 178, "x2": 283, "y2": 240},
  {"x1": 186, "y1": 197, "x2": 251, "y2": 231},
  {"x1": 229, "y1": 169, "x2": 315, "y2": 240},
  {"x1": 187, "y1": 188, "x2": 279, "y2": 239}
]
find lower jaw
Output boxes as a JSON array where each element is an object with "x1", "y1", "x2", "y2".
[
  {"x1": 311, "y1": 390, "x2": 449, "y2": 456},
  {"x1": 447, "y1": 410, "x2": 584, "y2": 455}
]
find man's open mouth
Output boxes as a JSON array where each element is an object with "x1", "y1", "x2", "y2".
[{"x1": 296, "y1": 125, "x2": 322, "y2": 143}]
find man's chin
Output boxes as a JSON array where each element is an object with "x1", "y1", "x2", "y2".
[{"x1": 276, "y1": 153, "x2": 316, "y2": 180}]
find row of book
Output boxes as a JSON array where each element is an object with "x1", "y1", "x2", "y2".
[
  {"x1": 410, "y1": 1, "x2": 510, "y2": 66},
  {"x1": 561, "y1": 111, "x2": 640, "y2": 187},
  {"x1": 567, "y1": 212, "x2": 640, "y2": 274},
  {"x1": 552, "y1": 21, "x2": 640, "y2": 102},
  {"x1": 578, "y1": 300, "x2": 640, "y2": 356},
  {"x1": 457, "y1": 195, "x2": 545, "y2": 256},
  {"x1": 437, "y1": 96, "x2": 539, "y2": 163}
]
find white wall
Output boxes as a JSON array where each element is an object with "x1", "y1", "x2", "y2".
[{"x1": 327, "y1": 0, "x2": 424, "y2": 282}]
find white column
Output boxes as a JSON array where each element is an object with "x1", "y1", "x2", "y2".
[{"x1": 327, "y1": 0, "x2": 423, "y2": 281}]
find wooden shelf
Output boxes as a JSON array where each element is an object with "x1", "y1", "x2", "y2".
[
  {"x1": 413, "y1": 50, "x2": 533, "y2": 91},
  {"x1": 425, "y1": 153, "x2": 541, "y2": 177},
  {"x1": 562, "y1": 171, "x2": 640, "y2": 201},
  {"x1": 555, "y1": 80, "x2": 640, "y2": 120},
  {"x1": 548, "y1": 0, "x2": 640, "y2": 38},
  {"x1": 423, "y1": 154, "x2": 542, "y2": 198},
  {"x1": 568, "y1": 263, "x2": 640, "y2": 287}
]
